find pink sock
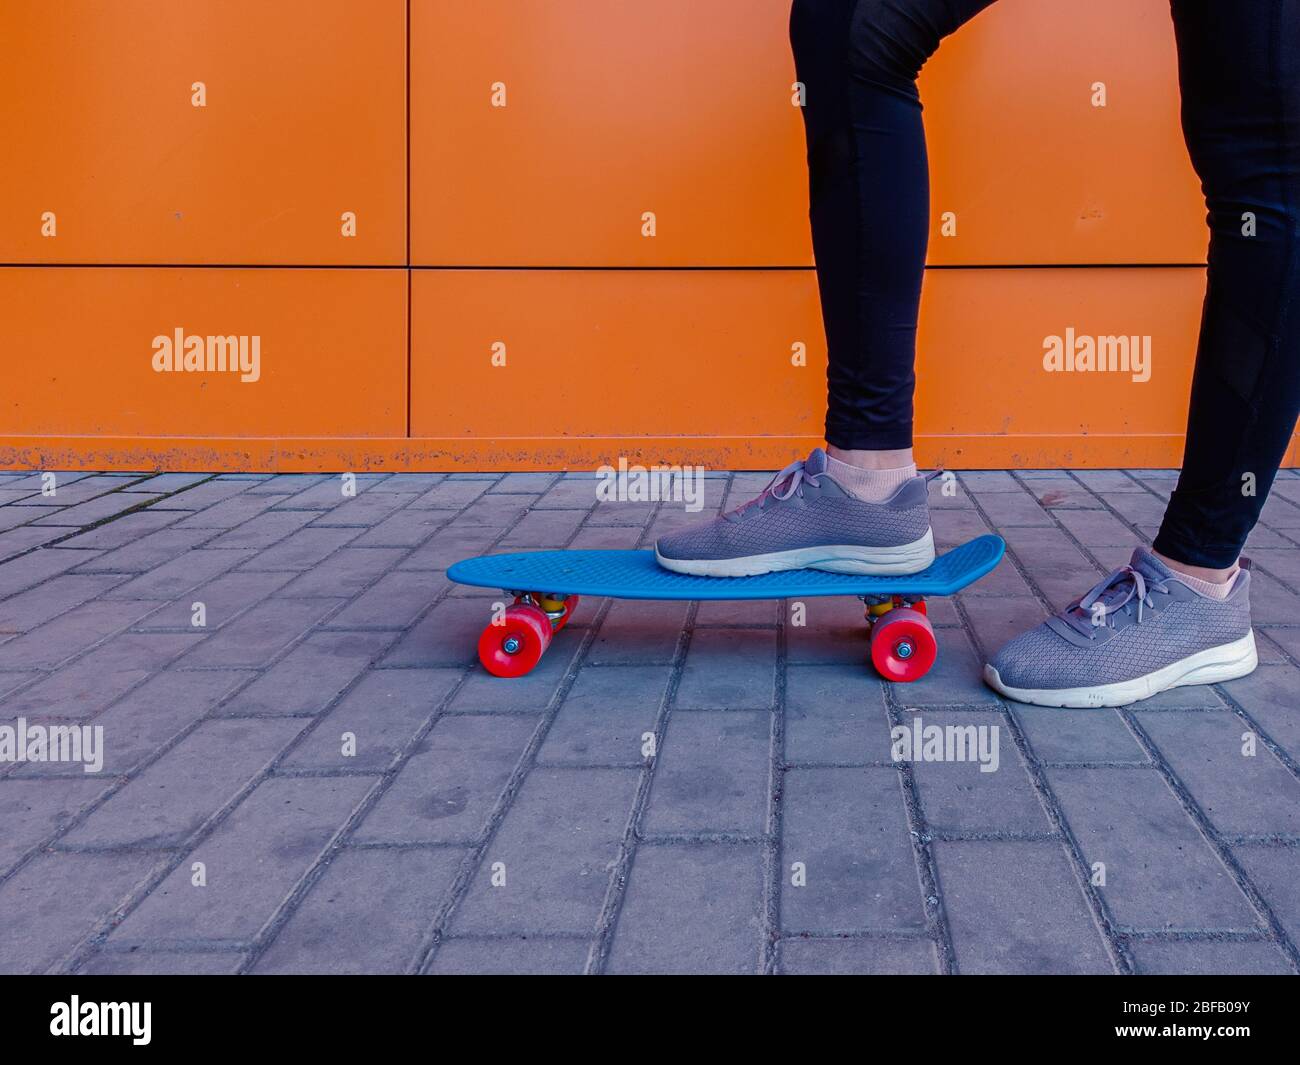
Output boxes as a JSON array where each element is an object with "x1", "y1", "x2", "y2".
[
  {"x1": 1174, "y1": 566, "x2": 1239, "y2": 600},
  {"x1": 825, "y1": 456, "x2": 918, "y2": 502}
]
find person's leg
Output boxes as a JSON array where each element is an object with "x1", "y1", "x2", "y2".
[
  {"x1": 1152, "y1": 0, "x2": 1300, "y2": 578},
  {"x1": 655, "y1": 0, "x2": 996, "y2": 576},
  {"x1": 985, "y1": 0, "x2": 1298, "y2": 707},
  {"x1": 791, "y1": 0, "x2": 997, "y2": 491}
]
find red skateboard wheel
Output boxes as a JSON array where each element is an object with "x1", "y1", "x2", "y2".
[
  {"x1": 870, "y1": 607, "x2": 937, "y2": 682},
  {"x1": 554, "y1": 594, "x2": 580, "y2": 632},
  {"x1": 478, "y1": 603, "x2": 552, "y2": 678}
]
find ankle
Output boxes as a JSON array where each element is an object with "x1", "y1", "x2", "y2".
[
  {"x1": 826, "y1": 445, "x2": 914, "y2": 471},
  {"x1": 825, "y1": 453, "x2": 918, "y2": 502},
  {"x1": 1153, "y1": 549, "x2": 1239, "y2": 600}
]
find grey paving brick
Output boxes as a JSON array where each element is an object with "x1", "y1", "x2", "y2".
[
  {"x1": 537, "y1": 665, "x2": 668, "y2": 766},
  {"x1": 243, "y1": 474, "x2": 328, "y2": 496},
  {"x1": 959, "y1": 471, "x2": 1022, "y2": 493},
  {"x1": 973, "y1": 489, "x2": 1054, "y2": 528},
  {"x1": 927, "y1": 476, "x2": 975, "y2": 509},
  {"x1": 237, "y1": 527, "x2": 362, "y2": 571},
  {"x1": 109, "y1": 775, "x2": 374, "y2": 945},
  {"x1": 900, "y1": 627, "x2": 999, "y2": 706},
  {"x1": 931, "y1": 508, "x2": 992, "y2": 550},
  {"x1": 12, "y1": 669, "x2": 251, "y2": 779},
  {"x1": 1105, "y1": 492, "x2": 1170, "y2": 527},
  {"x1": 0, "y1": 778, "x2": 113, "y2": 876},
  {"x1": 780, "y1": 767, "x2": 923, "y2": 932},
  {"x1": 63, "y1": 717, "x2": 305, "y2": 848},
  {"x1": 276, "y1": 548, "x2": 406, "y2": 599},
  {"x1": 102, "y1": 548, "x2": 255, "y2": 600},
  {"x1": 281, "y1": 667, "x2": 461, "y2": 771},
  {"x1": 31, "y1": 492, "x2": 161, "y2": 527},
  {"x1": 69, "y1": 528, "x2": 213, "y2": 574},
  {"x1": 0, "y1": 671, "x2": 41, "y2": 703},
  {"x1": 0, "y1": 549, "x2": 103, "y2": 599},
  {"x1": 643, "y1": 711, "x2": 770, "y2": 836},
  {"x1": 80, "y1": 950, "x2": 244, "y2": 975},
  {"x1": 397, "y1": 527, "x2": 500, "y2": 571},
  {"x1": 446, "y1": 633, "x2": 580, "y2": 713},
  {"x1": 9, "y1": 474, "x2": 130, "y2": 508},
  {"x1": 778, "y1": 936, "x2": 936, "y2": 974},
  {"x1": 1129, "y1": 938, "x2": 1292, "y2": 975},
  {"x1": 253, "y1": 846, "x2": 465, "y2": 974},
  {"x1": 1243, "y1": 570, "x2": 1300, "y2": 625},
  {"x1": 450, "y1": 767, "x2": 639, "y2": 934},
  {"x1": 1233, "y1": 847, "x2": 1300, "y2": 947},
  {"x1": 271, "y1": 478, "x2": 374, "y2": 510},
  {"x1": 177, "y1": 597, "x2": 341, "y2": 669},
  {"x1": 1002, "y1": 527, "x2": 1104, "y2": 611},
  {"x1": 1072, "y1": 470, "x2": 1146, "y2": 493},
  {"x1": 407, "y1": 480, "x2": 491, "y2": 510},
  {"x1": 935, "y1": 841, "x2": 1113, "y2": 973},
  {"x1": 1135, "y1": 711, "x2": 1300, "y2": 837},
  {"x1": 530, "y1": 479, "x2": 599, "y2": 510},
  {"x1": 587, "y1": 599, "x2": 687, "y2": 666},
  {"x1": 606, "y1": 843, "x2": 763, "y2": 974},
  {"x1": 198, "y1": 508, "x2": 315, "y2": 548},
  {"x1": 0, "y1": 599, "x2": 160, "y2": 668},
  {"x1": 453, "y1": 495, "x2": 537, "y2": 528},
  {"x1": 785, "y1": 663, "x2": 892, "y2": 764},
  {"x1": 172, "y1": 491, "x2": 289, "y2": 530},
  {"x1": 1023, "y1": 482, "x2": 1104, "y2": 510},
  {"x1": 355, "y1": 713, "x2": 537, "y2": 844},
  {"x1": 498, "y1": 509, "x2": 587, "y2": 548},
  {"x1": 1055, "y1": 507, "x2": 1142, "y2": 548},
  {"x1": 675, "y1": 628, "x2": 777, "y2": 710},
  {"x1": 310, "y1": 492, "x2": 418, "y2": 528},
  {"x1": 149, "y1": 479, "x2": 254, "y2": 510},
  {"x1": 367, "y1": 473, "x2": 444, "y2": 493},
  {"x1": 1047, "y1": 767, "x2": 1256, "y2": 929},
  {"x1": 907, "y1": 711, "x2": 1049, "y2": 834},
  {"x1": 959, "y1": 596, "x2": 1049, "y2": 664},
  {"x1": 3, "y1": 633, "x2": 200, "y2": 719},
  {"x1": 0, "y1": 525, "x2": 66, "y2": 561},
  {"x1": 0, "y1": 573, "x2": 127, "y2": 635},
  {"x1": 0, "y1": 852, "x2": 158, "y2": 973},
  {"x1": 488, "y1": 473, "x2": 559, "y2": 494},
  {"x1": 324, "y1": 572, "x2": 439, "y2": 630},
  {"x1": 121, "y1": 473, "x2": 212, "y2": 494},
  {"x1": 216, "y1": 630, "x2": 398, "y2": 717},
  {"x1": 131, "y1": 569, "x2": 295, "y2": 631},
  {"x1": 426, "y1": 936, "x2": 589, "y2": 974},
  {"x1": 381, "y1": 597, "x2": 493, "y2": 669},
  {"x1": 694, "y1": 597, "x2": 779, "y2": 626},
  {"x1": 1218, "y1": 664, "x2": 1300, "y2": 764},
  {"x1": 785, "y1": 596, "x2": 872, "y2": 666},
  {"x1": 1011, "y1": 704, "x2": 1147, "y2": 764},
  {"x1": 350, "y1": 509, "x2": 448, "y2": 548},
  {"x1": 583, "y1": 501, "x2": 657, "y2": 528}
]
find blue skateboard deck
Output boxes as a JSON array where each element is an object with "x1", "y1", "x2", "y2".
[{"x1": 447, "y1": 534, "x2": 1005, "y2": 601}]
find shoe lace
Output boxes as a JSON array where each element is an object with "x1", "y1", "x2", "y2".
[
  {"x1": 1068, "y1": 565, "x2": 1169, "y2": 638},
  {"x1": 724, "y1": 459, "x2": 822, "y2": 523}
]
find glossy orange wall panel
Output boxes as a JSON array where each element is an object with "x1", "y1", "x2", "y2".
[
  {"x1": 410, "y1": 267, "x2": 1207, "y2": 469},
  {"x1": 0, "y1": 0, "x2": 406, "y2": 265},
  {"x1": 411, "y1": 0, "x2": 812, "y2": 267},
  {"x1": 0, "y1": 268, "x2": 407, "y2": 437},
  {"x1": 921, "y1": 0, "x2": 1206, "y2": 265},
  {"x1": 412, "y1": 0, "x2": 1205, "y2": 268}
]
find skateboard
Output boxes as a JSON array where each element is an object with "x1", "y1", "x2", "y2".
[{"x1": 447, "y1": 534, "x2": 1005, "y2": 683}]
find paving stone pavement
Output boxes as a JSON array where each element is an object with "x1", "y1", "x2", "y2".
[{"x1": 0, "y1": 467, "x2": 1298, "y2": 975}]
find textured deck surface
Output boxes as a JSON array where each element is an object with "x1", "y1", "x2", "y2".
[{"x1": 448, "y1": 535, "x2": 1005, "y2": 600}]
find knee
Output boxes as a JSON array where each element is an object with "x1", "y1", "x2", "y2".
[{"x1": 849, "y1": 0, "x2": 939, "y2": 97}]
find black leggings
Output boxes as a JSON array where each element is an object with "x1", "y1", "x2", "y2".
[{"x1": 790, "y1": 0, "x2": 1300, "y2": 568}]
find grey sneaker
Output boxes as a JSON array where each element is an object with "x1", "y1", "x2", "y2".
[
  {"x1": 984, "y1": 547, "x2": 1258, "y2": 708},
  {"x1": 654, "y1": 448, "x2": 935, "y2": 577}
]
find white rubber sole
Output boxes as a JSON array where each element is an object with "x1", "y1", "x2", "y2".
[
  {"x1": 983, "y1": 630, "x2": 1258, "y2": 709},
  {"x1": 654, "y1": 528, "x2": 936, "y2": 578}
]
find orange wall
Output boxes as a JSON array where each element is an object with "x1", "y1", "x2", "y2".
[{"x1": 1, "y1": 0, "x2": 1290, "y2": 470}]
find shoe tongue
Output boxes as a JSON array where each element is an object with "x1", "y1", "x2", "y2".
[
  {"x1": 1130, "y1": 546, "x2": 1173, "y2": 584},
  {"x1": 803, "y1": 448, "x2": 828, "y2": 476}
]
